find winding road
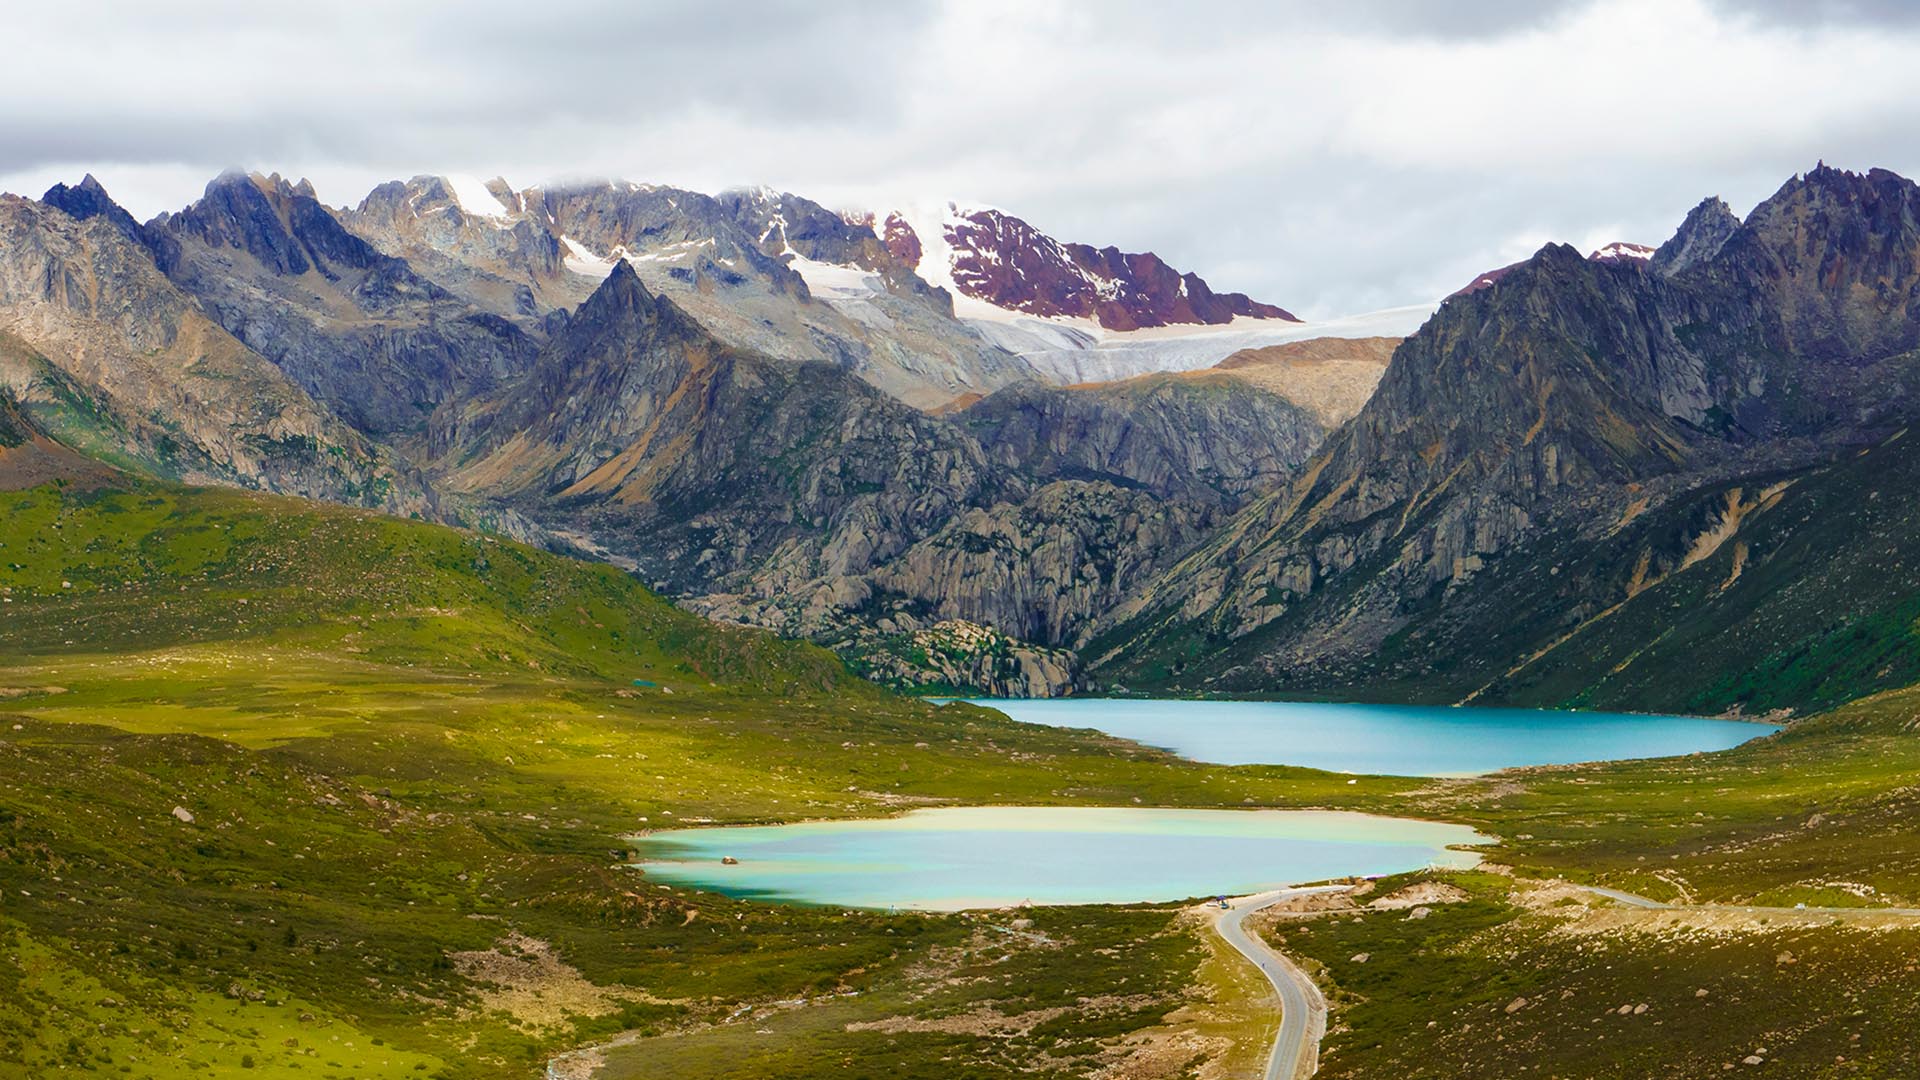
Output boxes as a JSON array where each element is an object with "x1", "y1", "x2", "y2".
[{"x1": 1210, "y1": 887, "x2": 1346, "y2": 1080}]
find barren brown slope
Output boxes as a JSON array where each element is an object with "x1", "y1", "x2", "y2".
[{"x1": 1206, "y1": 336, "x2": 1399, "y2": 427}]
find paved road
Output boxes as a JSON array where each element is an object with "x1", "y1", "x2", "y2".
[
  {"x1": 1211, "y1": 887, "x2": 1346, "y2": 1080},
  {"x1": 1575, "y1": 884, "x2": 1920, "y2": 917},
  {"x1": 1580, "y1": 885, "x2": 1671, "y2": 909}
]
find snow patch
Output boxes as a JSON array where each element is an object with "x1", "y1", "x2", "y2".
[
  {"x1": 445, "y1": 174, "x2": 511, "y2": 222},
  {"x1": 886, "y1": 201, "x2": 1007, "y2": 318},
  {"x1": 1590, "y1": 241, "x2": 1654, "y2": 262},
  {"x1": 560, "y1": 236, "x2": 616, "y2": 279},
  {"x1": 1000, "y1": 303, "x2": 1438, "y2": 384},
  {"x1": 561, "y1": 236, "x2": 720, "y2": 280},
  {"x1": 785, "y1": 252, "x2": 884, "y2": 300}
]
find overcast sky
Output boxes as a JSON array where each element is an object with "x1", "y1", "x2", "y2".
[{"x1": 5, "y1": 0, "x2": 1918, "y2": 317}]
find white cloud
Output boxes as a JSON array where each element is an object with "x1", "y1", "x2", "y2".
[{"x1": 3, "y1": 0, "x2": 1918, "y2": 315}]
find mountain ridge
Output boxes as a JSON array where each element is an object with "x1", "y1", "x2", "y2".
[
  {"x1": 1087, "y1": 164, "x2": 1920, "y2": 713},
  {"x1": 10, "y1": 162, "x2": 1920, "y2": 706}
]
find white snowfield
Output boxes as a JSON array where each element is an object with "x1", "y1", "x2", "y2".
[
  {"x1": 874, "y1": 199, "x2": 1436, "y2": 384},
  {"x1": 985, "y1": 303, "x2": 1438, "y2": 385},
  {"x1": 786, "y1": 253, "x2": 887, "y2": 300},
  {"x1": 444, "y1": 173, "x2": 513, "y2": 223}
]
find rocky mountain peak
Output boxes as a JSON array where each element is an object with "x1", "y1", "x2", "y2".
[
  {"x1": 1588, "y1": 241, "x2": 1656, "y2": 264},
  {"x1": 154, "y1": 168, "x2": 394, "y2": 280},
  {"x1": 879, "y1": 203, "x2": 1297, "y2": 329},
  {"x1": 1384, "y1": 239, "x2": 1700, "y2": 486},
  {"x1": 1720, "y1": 163, "x2": 1920, "y2": 364},
  {"x1": 1649, "y1": 196, "x2": 1740, "y2": 277},
  {"x1": 1455, "y1": 240, "x2": 1655, "y2": 300},
  {"x1": 41, "y1": 174, "x2": 143, "y2": 243},
  {"x1": 576, "y1": 255, "x2": 655, "y2": 317},
  {"x1": 546, "y1": 254, "x2": 711, "y2": 367},
  {"x1": 43, "y1": 172, "x2": 110, "y2": 209},
  {"x1": 878, "y1": 211, "x2": 921, "y2": 265},
  {"x1": 1743, "y1": 163, "x2": 1920, "y2": 244}
]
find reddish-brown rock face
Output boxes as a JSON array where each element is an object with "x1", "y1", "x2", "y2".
[
  {"x1": 880, "y1": 211, "x2": 921, "y2": 266},
  {"x1": 890, "y1": 207, "x2": 1296, "y2": 329}
]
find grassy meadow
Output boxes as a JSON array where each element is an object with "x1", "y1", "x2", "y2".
[{"x1": 4, "y1": 478, "x2": 1920, "y2": 1078}]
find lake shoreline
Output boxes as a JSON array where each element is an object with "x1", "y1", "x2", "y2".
[
  {"x1": 627, "y1": 806, "x2": 1491, "y2": 912},
  {"x1": 934, "y1": 692, "x2": 1790, "y2": 725},
  {"x1": 959, "y1": 697, "x2": 1780, "y2": 777}
]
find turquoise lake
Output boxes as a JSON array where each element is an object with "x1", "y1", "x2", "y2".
[
  {"x1": 972, "y1": 698, "x2": 1779, "y2": 776},
  {"x1": 631, "y1": 807, "x2": 1487, "y2": 910}
]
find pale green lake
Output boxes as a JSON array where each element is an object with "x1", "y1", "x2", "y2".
[{"x1": 630, "y1": 806, "x2": 1488, "y2": 910}]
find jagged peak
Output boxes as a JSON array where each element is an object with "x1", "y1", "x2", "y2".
[
  {"x1": 207, "y1": 166, "x2": 253, "y2": 190},
  {"x1": 1764, "y1": 161, "x2": 1920, "y2": 208},
  {"x1": 578, "y1": 255, "x2": 654, "y2": 310},
  {"x1": 159, "y1": 167, "x2": 397, "y2": 278},
  {"x1": 41, "y1": 174, "x2": 144, "y2": 243},
  {"x1": 198, "y1": 169, "x2": 318, "y2": 207},
  {"x1": 1683, "y1": 195, "x2": 1737, "y2": 221},
  {"x1": 1649, "y1": 196, "x2": 1741, "y2": 278},
  {"x1": 43, "y1": 174, "x2": 118, "y2": 213}
]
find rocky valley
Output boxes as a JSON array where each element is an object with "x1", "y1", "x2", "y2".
[
  {"x1": 0, "y1": 169, "x2": 1340, "y2": 694},
  {"x1": 18, "y1": 7, "x2": 1920, "y2": 1079},
  {"x1": 8, "y1": 163, "x2": 1920, "y2": 709}
]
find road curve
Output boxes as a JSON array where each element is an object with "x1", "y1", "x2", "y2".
[{"x1": 1211, "y1": 887, "x2": 1346, "y2": 1080}]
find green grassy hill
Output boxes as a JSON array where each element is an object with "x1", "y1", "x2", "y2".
[
  {"x1": 8, "y1": 437, "x2": 1920, "y2": 1078},
  {"x1": 0, "y1": 477, "x2": 1409, "y2": 1078}
]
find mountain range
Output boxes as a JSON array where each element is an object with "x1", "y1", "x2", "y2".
[{"x1": 5, "y1": 162, "x2": 1918, "y2": 713}]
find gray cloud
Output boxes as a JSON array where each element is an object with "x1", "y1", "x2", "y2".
[
  {"x1": 1709, "y1": 0, "x2": 1920, "y2": 26},
  {"x1": 4, "y1": 0, "x2": 1919, "y2": 316}
]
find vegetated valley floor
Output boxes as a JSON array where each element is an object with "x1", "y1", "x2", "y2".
[{"x1": 3, "y1": 479, "x2": 1919, "y2": 1079}]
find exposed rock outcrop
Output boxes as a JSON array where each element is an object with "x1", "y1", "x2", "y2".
[
  {"x1": 0, "y1": 190, "x2": 412, "y2": 507},
  {"x1": 841, "y1": 619, "x2": 1078, "y2": 698},
  {"x1": 143, "y1": 171, "x2": 541, "y2": 440},
  {"x1": 435, "y1": 262, "x2": 1319, "y2": 693},
  {"x1": 345, "y1": 175, "x2": 573, "y2": 317},
  {"x1": 881, "y1": 204, "x2": 1297, "y2": 329},
  {"x1": 1091, "y1": 165, "x2": 1920, "y2": 708},
  {"x1": 954, "y1": 375, "x2": 1322, "y2": 506}
]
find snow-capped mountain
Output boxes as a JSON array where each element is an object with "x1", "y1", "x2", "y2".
[
  {"x1": 855, "y1": 202, "x2": 1297, "y2": 331},
  {"x1": 342, "y1": 176, "x2": 1040, "y2": 409},
  {"x1": 717, "y1": 191, "x2": 1344, "y2": 386},
  {"x1": 1587, "y1": 240, "x2": 1657, "y2": 264},
  {"x1": 343, "y1": 176, "x2": 1346, "y2": 395}
]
